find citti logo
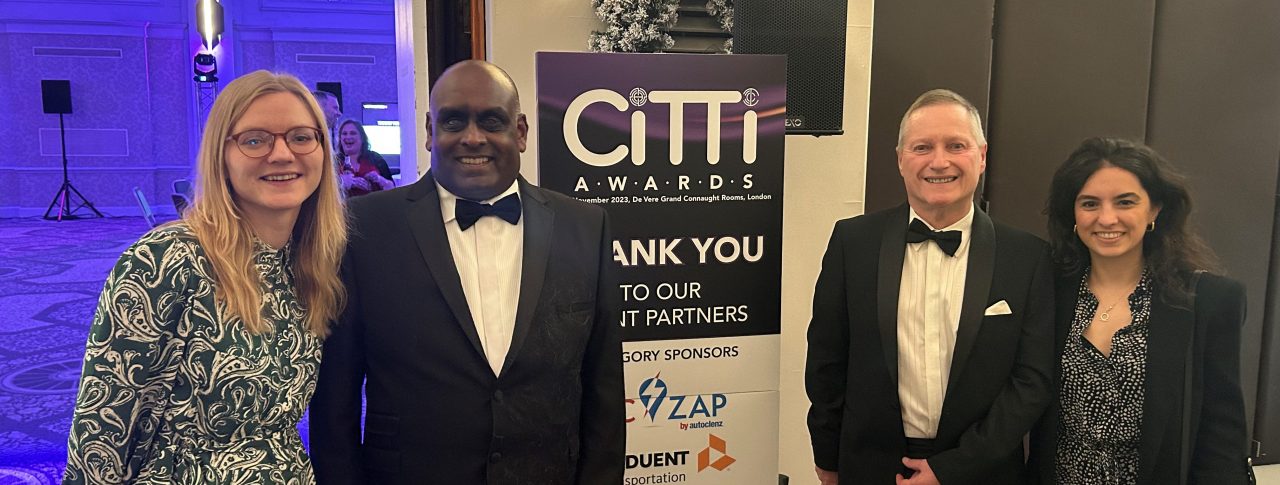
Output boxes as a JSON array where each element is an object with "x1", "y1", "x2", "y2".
[
  {"x1": 697, "y1": 434, "x2": 736, "y2": 472},
  {"x1": 563, "y1": 88, "x2": 760, "y2": 167}
]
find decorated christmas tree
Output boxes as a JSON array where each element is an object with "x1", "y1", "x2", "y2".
[
  {"x1": 706, "y1": 0, "x2": 733, "y2": 53},
  {"x1": 588, "y1": 0, "x2": 680, "y2": 53},
  {"x1": 706, "y1": 0, "x2": 733, "y2": 31}
]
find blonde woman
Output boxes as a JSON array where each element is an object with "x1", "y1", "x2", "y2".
[{"x1": 63, "y1": 71, "x2": 346, "y2": 484}]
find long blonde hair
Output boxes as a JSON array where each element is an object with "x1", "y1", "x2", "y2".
[{"x1": 184, "y1": 70, "x2": 347, "y2": 336}]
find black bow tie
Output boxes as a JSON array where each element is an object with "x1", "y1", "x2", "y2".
[
  {"x1": 455, "y1": 193, "x2": 521, "y2": 230},
  {"x1": 905, "y1": 218, "x2": 961, "y2": 256}
]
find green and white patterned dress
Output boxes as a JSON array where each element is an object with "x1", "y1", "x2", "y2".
[{"x1": 63, "y1": 223, "x2": 322, "y2": 484}]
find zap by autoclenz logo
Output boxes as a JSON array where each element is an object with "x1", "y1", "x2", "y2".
[{"x1": 625, "y1": 372, "x2": 728, "y2": 429}]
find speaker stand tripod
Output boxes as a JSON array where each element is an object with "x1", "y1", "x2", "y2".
[{"x1": 43, "y1": 112, "x2": 102, "y2": 220}]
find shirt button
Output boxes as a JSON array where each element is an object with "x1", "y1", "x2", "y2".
[
  {"x1": 493, "y1": 390, "x2": 504, "y2": 403},
  {"x1": 490, "y1": 452, "x2": 502, "y2": 463}
]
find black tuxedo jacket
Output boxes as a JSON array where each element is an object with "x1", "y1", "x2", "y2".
[
  {"x1": 1028, "y1": 271, "x2": 1250, "y2": 484},
  {"x1": 310, "y1": 172, "x2": 625, "y2": 484},
  {"x1": 806, "y1": 204, "x2": 1055, "y2": 484}
]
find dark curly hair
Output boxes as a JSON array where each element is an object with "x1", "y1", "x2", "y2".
[{"x1": 1044, "y1": 137, "x2": 1220, "y2": 306}]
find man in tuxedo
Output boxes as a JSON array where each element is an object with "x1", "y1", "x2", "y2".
[
  {"x1": 312, "y1": 89, "x2": 342, "y2": 157},
  {"x1": 805, "y1": 89, "x2": 1054, "y2": 485},
  {"x1": 310, "y1": 60, "x2": 625, "y2": 484},
  {"x1": 312, "y1": 89, "x2": 341, "y2": 129}
]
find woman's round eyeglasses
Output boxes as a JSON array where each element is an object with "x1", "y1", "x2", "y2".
[{"x1": 227, "y1": 127, "x2": 322, "y2": 158}]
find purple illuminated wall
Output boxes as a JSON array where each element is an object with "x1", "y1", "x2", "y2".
[
  {"x1": 0, "y1": 30, "x2": 15, "y2": 207},
  {"x1": 239, "y1": 40, "x2": 398, "y2": 120},
  {"x1": 0, "y1": 30, "x2": 193, "y2": 217},
  {"x1": 0, "y1": 0, "x2": 397, "y2": 217}
]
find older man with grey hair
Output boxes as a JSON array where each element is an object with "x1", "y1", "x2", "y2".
[{"x1": 806, "y1": 89, "x2": 1054, "y2": 485}]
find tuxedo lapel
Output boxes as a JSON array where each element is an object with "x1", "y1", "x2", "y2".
[
  {"x1": 1032, "y1": 273, "x2": 1082, "y2": 482},
  {"x1": 876, "y1": 205, "x2": 910, "y2": 385},
  {"x1": 1138, "y1": 298, "x2": 1194, "y2": 481},
  {"x1": 1055, "y1": 274, "x2": 1079, "y2": 364},
  {"x1": 947, "y1": 206, "x2": 996, "y2": 393},
  {"x1": 405, "y1": 171, "x2": 485, "y2": 358},
  {"x1": 502, "y1": 179, "x2": 553, "y2": 374}
]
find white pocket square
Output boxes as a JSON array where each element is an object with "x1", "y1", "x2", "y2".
[{"x1": 984, "y1": 300, "x2": 1013, "y2": 316}]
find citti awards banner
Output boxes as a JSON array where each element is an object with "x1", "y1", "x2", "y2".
[{"x1": 536, "y1": 52, "x2": 784, "y2": 485}]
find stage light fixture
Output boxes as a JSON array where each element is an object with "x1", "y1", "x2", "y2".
[
  {"x1": 194, "y1": 53, "x2": 218, "y2": 82},
  {"x1": 196, "y1": 0, "x2": 224, "y2": 51}
]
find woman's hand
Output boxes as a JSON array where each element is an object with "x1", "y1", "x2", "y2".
[
  {"x1": 339, "y1": 171, "x2": 370, "y2": 191},
  {"x1": 363, "y1": 170, "x2": 395, "y2": 190}
]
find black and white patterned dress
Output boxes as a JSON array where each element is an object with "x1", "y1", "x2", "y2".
[
  {"x1": 63, "y1": 223, "x2": 322, "y2": 484},
  {"x1": 1055, "y1": 270, "x2": 1153, "y2": 484}
]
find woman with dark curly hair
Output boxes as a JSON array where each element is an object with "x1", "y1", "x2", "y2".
[{"x1": 1029, "y1": 137, "x2": 1252, "y2": 484}]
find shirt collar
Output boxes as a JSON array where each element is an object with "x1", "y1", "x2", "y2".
[
  {"x1": 905, "y1": 204, "x2": 974, "y2": 254},
  {"x1": 251, "y1": 237, "x2": 292, "y2": 265},
  {"x1": 907, "y1": 204, "x2": 975, "y2": 233},
  {"x1": 436, "y1": 180, "x2": 521, "y2": 224}
]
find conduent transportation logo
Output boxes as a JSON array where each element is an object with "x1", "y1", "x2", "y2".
[
  {"x1": 623, "y1": 435, "x2": 736, "y2": 485},
  {"x1": 626, "y1": 372, "x2": 727, "y2": 429},
  {"x1": 697, "y1": 434, "x2": 736, "y2": 472}
]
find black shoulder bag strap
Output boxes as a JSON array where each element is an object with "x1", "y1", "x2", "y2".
[{"x1": 1180, "y1": 270, "x2": 1203, "y2": 485}]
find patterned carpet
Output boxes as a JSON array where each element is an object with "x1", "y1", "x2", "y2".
[
  {"x1": 0, "y1": 216, "x2": 312, "y2": 483},
  {"x1": 0, "y1": 216, "x2": 152, "y2": 483}
]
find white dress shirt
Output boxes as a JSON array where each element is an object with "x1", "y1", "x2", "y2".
[
  {"x1": 897, "y1": 205, "x2": 974, "y2": 439},
  {"x1": 437, "y1": 181, "x2": 524, "y2": 376}
]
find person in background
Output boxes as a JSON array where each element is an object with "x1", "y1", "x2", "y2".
[
  {"x1": 312, "y1": 90, "x2": 341, "y2": 129},
  {"x1": 806, "y1": 88, "x2": 1054, "y2": 485},
  {"x1": 63, "y1": 71, "x2": 346, "y2": 484},
  {"x1": 1030, "y1": 137, "x2": 1252, "y2": 484},
  {"x1": 336, "y1": 117, "x2": 395, "y2": 197},
  {"x1": 312, "y1": 89, "x2": 342, "y2": 155}
]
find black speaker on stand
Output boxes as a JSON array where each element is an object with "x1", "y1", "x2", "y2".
[{"x1": 41, "y1": 80, "x2": 101, "y2": 220}]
